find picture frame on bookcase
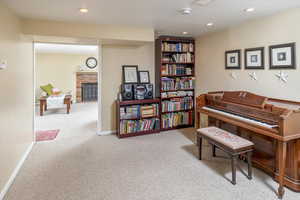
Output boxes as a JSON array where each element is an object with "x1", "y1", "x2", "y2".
[
  {"x1": 225, "y1": 50, "x2": 241, "y2": 70},
  {"x1": 122, "y1": 65, "x2": 138, "y2": 84},
  {"x1": 269, "y1": 43, "x2": 296, "y2": 69},
  {"x1": 138, "y1": 71, "x2": 150, "y2": 84},
  {"x1": 245, "y1": 47, "x2": 265, "y2": 70}
]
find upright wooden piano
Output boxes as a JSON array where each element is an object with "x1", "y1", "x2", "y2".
[{"x1": 196, "y1": 91, "x2": 300, "y2": 198}]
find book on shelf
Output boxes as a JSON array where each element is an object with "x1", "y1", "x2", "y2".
[
  {"x1": 161, "y1": 42, "x2": 194, "y2": 52},
  {"x1": 162, "y1": 52, "x2": 194, "y2": 63},
  {"x1": 162, "y1": 96, "x2": 194, "y2": 112},
  {"x1": 161, "y1": 91, "x2": 194, "y2": 98},
  {"x1": 161, "y1": 111, "x2": 192, "y2": 129},
  {"x1": 120, "y1": 104, "x2": 159, "y2": 119},
  {"x1": 120, "y1": 118, "x2": 160, "y2": 134},
  {"x1": 161, "y1": 77, "x2": 195, "y2": 91},
  {"x1": 161, "y1": 64, "x2": 192, "y2": 76}
]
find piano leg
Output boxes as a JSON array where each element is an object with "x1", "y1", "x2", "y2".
[
  {"x1": 278, "y1": 141, "x2": 287, "y2": 199},
  {"x1": 198, "y1": 136, "x2": 202, "y2": 160},
  {"x1": 197, "y1": 111, "x2": 201, "y2": 128}
]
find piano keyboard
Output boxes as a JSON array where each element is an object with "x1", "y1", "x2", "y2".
[{"x1": 202, "y1": 106, "x2": 278, "y2": 129}]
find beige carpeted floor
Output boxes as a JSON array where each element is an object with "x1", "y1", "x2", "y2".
[{"x1": 4, "y1": 103, "x2": 300, "y2": 200}]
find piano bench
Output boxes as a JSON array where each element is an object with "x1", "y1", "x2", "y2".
[{"x1": 197, "y1": 126, "x2": 254, "y2": 185}]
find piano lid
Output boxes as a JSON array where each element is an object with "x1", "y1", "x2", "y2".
[
  {"x1": 221, "y1": 91, "x2": 268, "y2": 109},
  {"x1": 267, "y1": 100, "x2": 300, "y2": 111}
]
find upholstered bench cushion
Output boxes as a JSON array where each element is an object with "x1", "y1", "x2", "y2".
[{"x1": 197, "y1": 127, "x2": 254, "y2": 150}]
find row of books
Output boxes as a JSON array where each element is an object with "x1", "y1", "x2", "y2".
[
  {"x1": 120, "y1": 104, "x2": 159, "y2": 119},
  {"x1": 162, "y1": 42, "x2": 194, "y2": 52},
  {"x1": 120, "y1": 118, "x2": 160, "y2": 134},
  {"x1": 161, "y1": 112, "x2": 193, "y2": 129},
  {"x1": 162, "y1": 97, "x2": 194, "y2": 112},
  {"x1": 162, "y1": 53, "x2": 194, "y2": 63},
  {"x1": 161, "y1": 65, "x2": 192, "y2": 76},
  {"x1": 161, "y1": 91, "x2": 194, "y2": 98},
  {"x1": 161, "y1": 77, "x2": 195, "y2": 91}
]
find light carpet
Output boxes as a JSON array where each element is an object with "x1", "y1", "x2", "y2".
[{"x1": 4, "y1": 103, "x2": 299, "y2": 200}]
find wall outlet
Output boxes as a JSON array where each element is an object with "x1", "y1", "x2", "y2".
[{"x1": 0, "y1": 60, "x2": 7, "y2": 70}]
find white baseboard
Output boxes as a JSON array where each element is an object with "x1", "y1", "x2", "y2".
[
  {"x1": 0, "y1": 142, "x2": 35, "y2": 200},
  {"x1": 97, "y1": 130, "x2": 116, "y2": 136}
]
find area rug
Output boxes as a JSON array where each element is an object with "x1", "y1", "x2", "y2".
[{"x1": 36, "y1": 129, "x2": 60, "y2": 142}]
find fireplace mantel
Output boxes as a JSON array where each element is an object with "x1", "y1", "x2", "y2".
[{"x1": 76, "y1": 72, "x2": 98, "y2": 102}]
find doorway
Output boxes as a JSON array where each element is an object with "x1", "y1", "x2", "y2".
[{"x1": 33, "y1": 42, "x2": 101, "y2": 142}]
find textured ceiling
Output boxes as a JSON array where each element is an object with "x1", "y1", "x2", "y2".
[{"x1": 3, "y1": 0, "x2": 300, "y2": 36}]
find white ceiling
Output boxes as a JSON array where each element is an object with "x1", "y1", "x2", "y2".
[
  {"x1": 3, "y1": 0, "x2": 300, "y2": 37},
  {"x1": 35, "y1": 43, "x2": 98, "y2": 55}
]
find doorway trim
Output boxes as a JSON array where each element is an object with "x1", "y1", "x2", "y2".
[{"x1": 32, "y1": 39, "x2": 102, "y2": 137}]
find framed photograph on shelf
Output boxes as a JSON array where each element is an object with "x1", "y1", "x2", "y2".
[
  {"x1": 122, "y1": 65, "x2": 138, "y2": 84},
  {"x1": 225, "y1": 50, "x2": 241, "y2": 69},
  {"x1": 138, "y1": 71, "x2": 150, "y2": 84},
  {"x1": 245, "y1": 47, "x2": 264, "y2": 69},
  {"x1": 269, "y1": 43, "x2": 296, "y2": 69}
]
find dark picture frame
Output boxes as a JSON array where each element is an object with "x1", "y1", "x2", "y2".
[
  {"x1": 138, "y1": 71, "x2": 150, "y2": 84},
  {"x1": 122, "y1": 65, "x2": 138, "y2": 84},
  {"x1": 225, "y1": 50, "x2": 241, "y2": 69},
  {"x1": 244, "y1": 47, "x2": 264, "y2": 70},
  {"x1": 269, "y1": 43, "x2": 296, "y2": 69}
]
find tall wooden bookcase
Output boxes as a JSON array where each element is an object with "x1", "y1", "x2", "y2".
[{"x1": 155, "y1": 36, "x2": 195, "y2": 131}]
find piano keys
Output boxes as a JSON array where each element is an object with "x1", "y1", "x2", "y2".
[{"x1": 196, "y1": 91, "x2": 300, "y2": 199}]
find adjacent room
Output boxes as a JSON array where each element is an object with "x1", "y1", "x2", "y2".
[
  {"x1": 34, "y1": 43, "x2": 99, "y2": 142},
  {"x1": 1, "y1": 0, "x2": 300, "y2": 200}
]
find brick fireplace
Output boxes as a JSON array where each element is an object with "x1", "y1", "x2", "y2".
[{"x1": 76, "y1": 72, "x2": 98, "y2": 103}]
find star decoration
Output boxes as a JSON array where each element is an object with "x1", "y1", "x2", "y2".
[
  {"x1": 275, "y1": 71, "x2": 288, "y2": 83},
  {"x1": 249, "y1": 72, "x2": 257, "y2": 81},
  {"x1": 230, "y1": 72, "x2": 237, "y2": 80}
]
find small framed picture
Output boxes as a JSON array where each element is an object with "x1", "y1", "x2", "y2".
[
  {"x1": 245, "y1": 47, "x2": 264, "y2": 69},
  {"x1": 122, "y1": 65, "x2": 138, "y2": 84},
  {"x1": 138, "y1": 71, "x2": 150, "y2": 84},
  {"x1": 269, "y1": 43, "x2": 296, "y2": 69},
  {"x1": 225, "y1": 50, "x2": 241, "y2": 69}
]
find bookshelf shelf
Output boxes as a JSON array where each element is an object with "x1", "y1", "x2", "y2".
[
  {"x1": 118, "y1": 130, "x2": 160, "y2": 138},
  {"x1": 116, "y1": 99, "x2": 161, "y2": 138},
  {"x1": 162, "y1": 109, "x2": 194, "y2": 114},
  {"x1": 161, "y1": 89, "x2": 194, "y2": 92},
  {"x1": 155, "y1": 36, "x2": 195, "y2": 131},
  {"x1": 161, "y1": 74, "x2": 193, "y2": 77},
  {"x1": 161, "y1": 95, "x2": 194, "y2": 100},
  {"x1": 162, "y1": 51, "x2": 194, "y2": 54}
]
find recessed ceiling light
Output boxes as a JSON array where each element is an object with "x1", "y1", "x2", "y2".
[
  {"x1": 180, "y1": 8, "x2": 192, "y2": 15},
  {"x1": 79, "y1": 8, "x2": 89, "y2": 13},
  {"x1": 244, "y1": 8, "x2": 255, "y2": 12},
  {"x1": 194, "y1": 0, "x2": 214, "y2": 6},
  {"x1": 206, "y1": 22, "x2": 214, "y2": 27},
  {"x1": 182, "y1": 32, "x2": 188, "y2": 35}
]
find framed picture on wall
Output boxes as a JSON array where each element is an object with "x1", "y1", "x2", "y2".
[
  {"x1": 245, "y1": 47, "x2": 264, "y2": 69},
  {"x1": 225, "y1": 50, "x2": 241, "y2": 69},
  {"x1": 269, "y1": 43, "x2": 296, "y2": 69},
  {"x1": 122, "y1": 65, "x2": 138, "y2": 84},
  {"x1": 138, "y1": 71, "x2": 150, "y2": 84}
]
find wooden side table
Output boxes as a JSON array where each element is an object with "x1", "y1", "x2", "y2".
[{"x1": 39, "y1": 95, "x2": 72, "y2": 116}]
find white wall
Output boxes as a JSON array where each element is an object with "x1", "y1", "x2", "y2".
[
  {"x1": 196, "y1": 8, "x2": 300, "y2": 101},
  {"x1": 101, "y1": 44, "x2": 154, "y2": 131},
  {"x1": 0, "y1": 2, "x2": 34, "y2": 195},
  {"x1": 35, "y1": 53, "x2": 97, "y2": 102}
]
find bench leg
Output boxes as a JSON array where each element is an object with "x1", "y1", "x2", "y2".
[
  {"x1": 247, "y1": 151, "x2": 253, "y2": 180},
  {"x1": 231, "y1": 155, "x2": 237, "y2": 185},
  {"x1": 198, "y1": 136, "x2": 202, "y2": 160},
  {"x1": 212, "y1": 145, "x2": 216, "y2": 157}
]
